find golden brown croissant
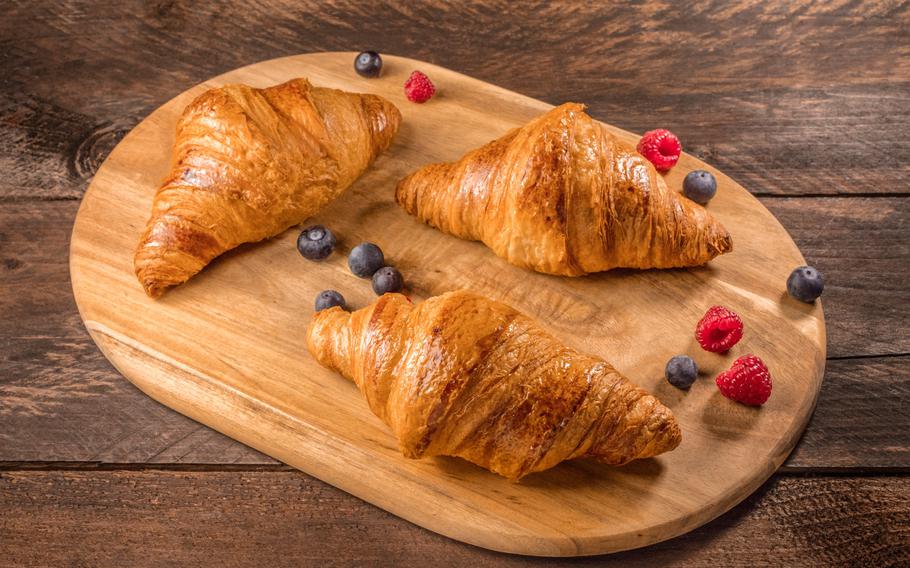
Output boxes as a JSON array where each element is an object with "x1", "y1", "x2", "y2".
[
  {"x1": 396, "y1": 103, "x2": 731, "y2": 276},
  {"x1": 135, "y1": 78, "x2": 401, "y2": 297},
  {"x1": 307, "y1": 290, "x2": 681, "y2": 481}
]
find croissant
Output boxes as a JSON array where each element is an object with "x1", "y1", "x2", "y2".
[
  {"x1": 135, "y1": 78, "x2": 401, "y2": 297},
  {"x1": 396, "y1": 103, "x2": 731, "y2": 276},
  {"x1": 307, "y1": 290, "x2": 681, "y2": 481}
]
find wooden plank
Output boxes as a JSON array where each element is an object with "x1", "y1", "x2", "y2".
[
  {"x1": 760, "y1": 197, "x2": 910, "y2": 358},
  {"x1": 1, "y1": 199, "x2": 907, "y2": 467},
  {"x1": 1, "y1": 1, "x2": 907, "y2": 200},
  {"x1": 0, "y1": 470, "x2": 907, "y2": 566},
  {"x1": 0, "y1": 0, "x2": 904, "y2": 561},
  {"x1": 787, "y1": 355, "x2": 910, "y2": 469}
]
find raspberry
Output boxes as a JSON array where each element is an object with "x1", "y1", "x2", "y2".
[
  {"x1": 637, "y1": 129, "x2": 682, "y2": 171},
  {"x1": 695, "y1": 305, "x2": 743, "y2": 353},
  {"x1": 404, "y1": 71, "x2": 436, "y2": 103},
  {"x1": 716, "y1": 354, "x2": 772, "y2": 406}
]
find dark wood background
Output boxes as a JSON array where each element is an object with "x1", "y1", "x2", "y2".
[{"x1": 1, "y1": 1, "x2": 908, "y2": 566}]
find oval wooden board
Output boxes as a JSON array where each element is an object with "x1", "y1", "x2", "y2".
[{"x1": 70, "y1": 52, "x2": 825, "y2": 556}]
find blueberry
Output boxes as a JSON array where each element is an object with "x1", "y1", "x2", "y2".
[
  {"x1": 297, "y1": 225, "x2": 336, "y2": 261},
  {"x1": 372, "y1": 266, "x2": 404, "y2": 295},
  {"x1": 348, "y1": 243, "x2": 385, "y2": 278},
  {"x1": 665, "y1": 355, "x2": 698, "y2": 390},
  {"x1": 315, "y1": 290, "x2": 346, "y2": 312},
  {"x1": 683, "y1": 170, "x2": 717, "y2": 205},
  {"x1": 787, "y1": 265, "x2": 824, "y2": 303},
  {"x1": 354, "y1": 51, "x2": 382, "y2": 78}
]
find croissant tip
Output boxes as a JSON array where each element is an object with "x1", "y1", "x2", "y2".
[
  {"x1": 661, "y1": 418, "x2": 683, "y2": 453},
  {"x1": 626, "y1": 413, "x2": 682, "y2": 462},
  {"x1": 715, "y1": 229, "x2": 734, "y2": 255},
  {"x1": 141, "y1": 280, "x2": 166, "y2": 299},
  {"x1": 557, "y1": 102, "x2": 587, "y2": 113},
  {"x1": 360, "y1": 93, "x2": 402, "y2": 146}
]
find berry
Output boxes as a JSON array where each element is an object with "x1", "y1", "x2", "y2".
[
  {"x1": 787, "y1": 266, "x2": 825, "y2": 303},
  {"x1": 695, "y1": 305, "x2": 744, "y2": 353},
  {"x1": 372, "y1": 266, "x2": 404, "y2": 295},
  {"x1": 665, "y1": 355, "x2": 698, "y2": 390},
  {"x1": 716, "y1": 354, "x2": 772, "y2": 406},
  {"x1": 297, "y1": 225, "x2": 336, "y2": 260},
  {"x1": 683, "y1": 170, "x2": 717, "y2": 204},
  {"x1": 348, "y1": 242, "x2": 385, "y2": 278},
  {"x1": 315, "y1": 290, "x2": 346, "y2": 312},
  {"x1": 637, "y1": 129, "x2": 682, "y2": 171},
  {"x1": 354, "y1": 51, "x2": 382, "y2": 78},
  {"x1": 404, "y1": 71, "x2": 436, "y2": 103}
]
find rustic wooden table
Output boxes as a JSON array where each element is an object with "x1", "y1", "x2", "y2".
[{"x1": 1, "y1": 1, "x2": 908, "y2": 566}]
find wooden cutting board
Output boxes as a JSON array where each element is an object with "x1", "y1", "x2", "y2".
[{"x1": 69, "y1": 52, "x2": 825, "y2": 556}]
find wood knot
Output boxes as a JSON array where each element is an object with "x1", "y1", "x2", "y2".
[
  {"x1": 691, "y1": 144, "x2": 718, "y2": 162},
  {"x1": 147, "y1": 0, "x2": 190, "y2": 30},
  {"x1": 153, "y1": 0, "x2": 178, "y2": 17},
  {"x1": 4, "y1": 258, "x2": 22, "y2": 270},
  {"x1": 69, "y1": 123, "x2": 127, "y2": 180}
]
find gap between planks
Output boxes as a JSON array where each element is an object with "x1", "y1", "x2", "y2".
[
  {"x1": 826, "y1": 352, "x2": 910, "y2": 361},
  {"x1": 1, "y1": 462, "x2": 908, "y2": 476}
]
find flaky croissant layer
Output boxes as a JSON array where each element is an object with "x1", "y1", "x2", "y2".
[
  {"x1": 135, "y1": 78, "x2": 401, "y2": 298},
  {"x1": 307, "y1": 291, "x2": 681, "y2": 480},
  {"x1": 396, "y1": 103, "x2": 732, "y2": 276}
]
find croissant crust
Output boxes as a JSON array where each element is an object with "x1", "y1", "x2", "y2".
[
  {"x1": 307, "y1": 290, "x2": 681, "y2": 481},
  {"x1": 135, "y1": 78, "x2": 401, "y2": 297},
  {"x1": 396, "y1": 103, "x2": 731, "y2": 275}
]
